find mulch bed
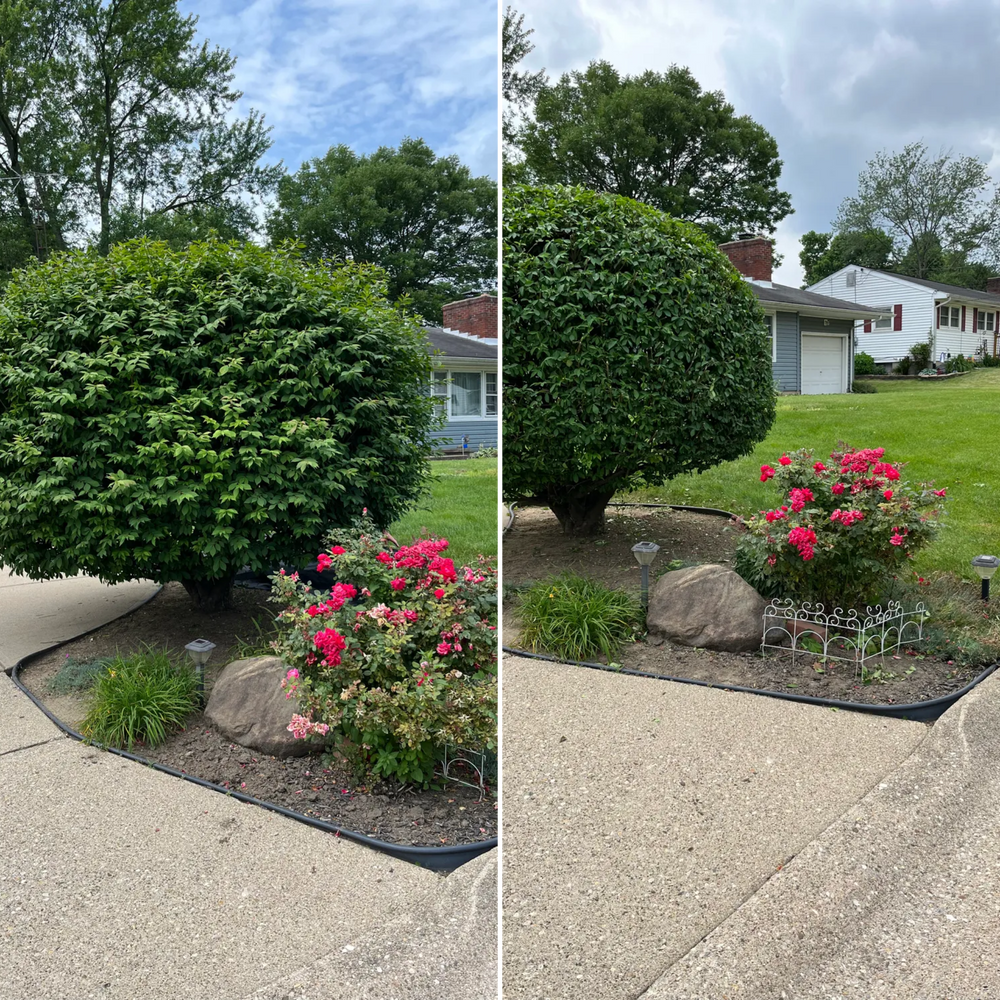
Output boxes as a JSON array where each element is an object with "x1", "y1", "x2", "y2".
[
  {"x1": 503, "y1": 504, "x2": 986, "y2": 708},
  {"x1": 17, "y1": 582, "x2": 497, "y2": 848}
]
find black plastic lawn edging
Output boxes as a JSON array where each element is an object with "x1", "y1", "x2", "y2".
[
  {"x1": 502, "y1": 645, "x2": 1000, "y2": 723},
  {"x1": 9, "y1": 651, "x2": 495, "y2": 872},
  {"x1": 607, "y1": 502, "x2": 738, "y2": 519}
]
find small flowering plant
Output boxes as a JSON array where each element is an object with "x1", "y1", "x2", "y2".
[
  {"x1": 736, "y1": 447, "x2": 947, "y2": 607},
  {"x1": 269, "y1": 513, "x2": 497, "y2": 788}
]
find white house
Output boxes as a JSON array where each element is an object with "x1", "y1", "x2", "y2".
[{"x1": 807, "y1": 266, "x2": 1000, "y2": 369}]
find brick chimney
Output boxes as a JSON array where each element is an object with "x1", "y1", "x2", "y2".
[
  {"x1": 441, "y1": 293, "x2": 497, "y2": 339},
  {"x1": 717, "y1": 235, "x2": 772, "y2": 282},
  {"x1": 987, "y1": 276, "x2": 1000, "y2": 295}
]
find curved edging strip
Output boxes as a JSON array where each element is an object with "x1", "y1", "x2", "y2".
[
  {"x1": 607, "y1": 501, "x2": 738, "y2": 519},
  {"x1": 502, "y1": 502, "x2": 517, "y2": 536},
  {"x1": 502, "y1": 645, "x2": 1000, "y2": 723},
  {"x1": 10, "y1": 648, "x2": 496, "y2": 872}
]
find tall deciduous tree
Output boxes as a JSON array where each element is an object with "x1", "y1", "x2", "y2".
[
  {"x1": 502, "y1": 6, "x2": 545, "y2": 176},
  {"x1": 835, "y1": 142, "x2": 1000, "y2": 280},
  {"x1": 267, "y1": 138, "x2": 497, "y2": 324},
  {"x1": 519, "y1": 61, "x2": 793, "y2": 242},
  {"x1": 799, "y1": 228, "x2": 894, "y2": 286},
  {"x1": 0, "y1": 0, "x2": 279, "y2": 263}
]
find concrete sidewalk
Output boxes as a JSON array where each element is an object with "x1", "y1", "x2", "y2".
[
  {"x1": 0, "y1": 577, "x2": 497, "y2": 1000},
  {"x1": 501, "y1": 654, "x2": 930, "y2": 1000}
]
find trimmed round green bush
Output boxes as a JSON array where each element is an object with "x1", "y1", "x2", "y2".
[
  {"x1": 503, "y1": 184, "x2": 776, "y2": 534},
  {"x1": 0, "y1": 239, "x2": 435, "y2": 610},
  {"x1": 853, "y1": 351, "x2": 876, "y2": 376}
]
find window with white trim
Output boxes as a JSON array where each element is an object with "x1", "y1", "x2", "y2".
[
  {"x1": 874, "y1": 314, "x2": 892, "y2": 330},
  {"x1": 429, "y1": 370, "x2": 497, "y2": 419},
  {"x1": 978, "y1": 310, "x2": 995, "y2": 332},
  {"x1": 938, "y1": 305, "x2": 960, "y2": 329},
  {"x1": 764, "y1": 314, "x2": 776, "y2": 362}
]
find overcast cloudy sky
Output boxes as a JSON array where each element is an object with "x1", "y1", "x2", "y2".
[
  {"x1": 513, "y1": 0, "x2": 1000, "y2": 286},
  {"x1": 176, "y1": 0, "x2": 498, "y2": 182}
]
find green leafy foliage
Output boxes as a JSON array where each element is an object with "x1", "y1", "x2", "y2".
[
  {"x1": 81, "y1": 648, "x2": 198, "y2": 750},
  {"x1": 799, "y1": 229, "x2": 893, "y2": 286},
  {"x1": 519, "y1": 62, "x2": 792, "y2": 242},
  {"x1": 735, "y1": 447, "x2": 947, "y2": 607},
  {"x1": 853, "y1": 352, "x2": 876, "y2": 377},
  {"x1": 503, "y1": 183, "x2": 777, "y2": 534},
  {"x1": 269, "y1": 515, "x2": 497, "y2": 788},
  {"x1": 0, "y1": 238, "x2": 435, "y2": 610},
  {"x1": 266, "y1": 138, "x2": 496, "y2": 324},
  {"x1": 517, "y1": 574, "x2": 642, "y2": 662},
  {"x1": 46, "y1": 655, "x2": 114, "y2": 696}
]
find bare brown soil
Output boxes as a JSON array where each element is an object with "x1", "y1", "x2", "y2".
[
  {"x1": 503, "y1": 505, "x2": 985, "y2": 707},
  {"x1": 17, "y1": 582, "x2": 497, "y2": 847}
]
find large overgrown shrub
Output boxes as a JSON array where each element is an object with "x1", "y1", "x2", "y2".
[
  {"x1": 503, "y1": 184, "x2": 776, "y2": 535},
  {"x1": 0, "y1": 239, "x2": 435, "y2": 611}
]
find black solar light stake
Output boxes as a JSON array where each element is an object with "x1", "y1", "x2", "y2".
[
  {"x1": 185, "y1": 639, "x2": 217, "y2": 707},
  {"x1": 971, "y1": 555, "x2": 1000, "y2": 602},
  {"x1": 631, "y1": 541, "x2": 661, "y2": 611}
]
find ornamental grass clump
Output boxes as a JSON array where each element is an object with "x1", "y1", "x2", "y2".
[
  {"x1": 270, "y1": 513, "x2": 497, "y2": 788},
  {"x1": 80, "y1": 649, "x2": 198, "y2": 750},
  {"x1": 735, "y1": 447, "x2": 947, "y2": 608},
  {"x1": 517, "y1": 574, "x2": 643, "y2": 662}
]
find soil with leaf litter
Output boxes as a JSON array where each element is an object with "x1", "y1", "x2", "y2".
[
  {"x1": 18, "y1": 582, "x2": 497, "y2": 848},
  {"x1": 504, "y1": 504, "x2": 986, "y2": 707}
]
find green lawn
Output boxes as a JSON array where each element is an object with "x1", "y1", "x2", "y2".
[
  {"x1": 622, "y1": 368, "x2": 1000, "y2": 578},
  {"x1": 389, "y1": 457, "x2": 498, "y2": 567}
]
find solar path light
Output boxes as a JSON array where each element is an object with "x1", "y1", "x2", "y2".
[
  {"x1": 185, "y1": 638, "x2": 216, "y2": 707},
  {"x1": 971, "y1": 555, "x2": 1000, "y2": 602},
  {"x1": 631, "y1": 541, "x2": 660, "y2": 611}
]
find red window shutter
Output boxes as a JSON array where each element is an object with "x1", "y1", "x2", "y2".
[
  {"x1": 893, "y1": 304, "x2": 902, "y2": 331},
  {"x1": 864, "y1": 319, "x2": 872, "y2": 333},
  {"x1": 973, "y1": 308, "x2": 979, "y2": 332},
  {"x1": 961, "y1": 306, "x2": 966, "y2": 331}
]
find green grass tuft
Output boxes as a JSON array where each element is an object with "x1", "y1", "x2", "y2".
[
  {"x1": 80, "y1": 648, "x2": 198, "y2": 750},
  {"x1": 518, "y1": 574, "x2": 642, "y2": 662},
  {"x1": 45, "y1": 656, "x2": 114, "y2": 696}
]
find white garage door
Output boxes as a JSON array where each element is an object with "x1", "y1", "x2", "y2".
[{"x1": 801, "y1": 335, "x2": 846, "y2": 394}]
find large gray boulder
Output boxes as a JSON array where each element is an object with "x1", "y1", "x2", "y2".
[
  {"x1": 647, "y1": 563, "x2": 765, "y2": 653},
  {"x1": 205, "y1": 655, "x2": 312, "y2": 758}
]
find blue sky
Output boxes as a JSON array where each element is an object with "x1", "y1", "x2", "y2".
[{"x1": 177, "y1": 0, "x2": 499, "y2": 181}]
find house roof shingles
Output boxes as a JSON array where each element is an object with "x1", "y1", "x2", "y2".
[
  {"x1": 751, "y1": 281, "x2": 883, "y2": 315},
  {"x1": 855, "y1": 268, "x2": 1000, "y2": 309},
  {"x1": 424, "y1": 326, "x2": 497, "y2": 360}
]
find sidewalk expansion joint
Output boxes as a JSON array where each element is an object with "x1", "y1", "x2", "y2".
[{"x1": 0, "y1": 736, "x2": 66, "y2": 758}]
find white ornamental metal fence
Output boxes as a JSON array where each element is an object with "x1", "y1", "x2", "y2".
[{"x1": 761, "y1": 598, "x2": 928, "y2": 670}]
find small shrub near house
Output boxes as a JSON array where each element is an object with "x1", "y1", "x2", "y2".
[
  {"x1": 853, "y1": 352, "x2": 876, "y2": 377},
  {"x1": 269, "y1": 513, "x2": 497, "y2": 787},
  {"x1": 735, "y1": 447, "x2": 947, "y2": 608}
]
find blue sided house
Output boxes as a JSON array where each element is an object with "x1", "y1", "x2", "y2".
[
  {"x1": 424, "y1": 294, "x2": 498, "y2": 452},
  {"x1": 719, "y1": 236, "x2": 885, "y2": 394}
]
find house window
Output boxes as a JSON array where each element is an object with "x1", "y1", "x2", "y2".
[
  {"x1": 429, "y1": 370, "x2": 496, "y2": 419},
  {"x1": 764, "y1": 315, "x2": 776, "y2": 362},
  {"x1": 485, "y1": 372, "x2": 497, "y2": 416},
  {"x1": 978, "y1": 311, "x2": 995, "y2": 332},
  {"x1": 938, "y1": 305, "x2": 960, "y2": 329},
  {"x1": 874, "y1": 315, "x2": 892, "y2": 330}
]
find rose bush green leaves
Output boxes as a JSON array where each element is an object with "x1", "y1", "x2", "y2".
[
  {"x1": 735, "y1": 447, "x2": 947, "y2": 607},
  {"x1": 503, "y1": 183, "x2": 776, "y2": 535},
  {"x1": 0, "y1": 239, "x2": 435, "y2": 611},
  {"x1": 269, "y1": 515, "x2": 497, "y2": 788}
]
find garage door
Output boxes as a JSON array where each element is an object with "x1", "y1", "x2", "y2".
[{"x1": 801, "y1": 335, "x2": 845, "y2": 394}]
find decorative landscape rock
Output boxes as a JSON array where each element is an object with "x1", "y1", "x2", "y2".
[
  {"x1": 646, "y1": 564, "x2": 765, "y2": 653},
  {"x1": 205, "y1": 656, "x2": 310, "y2": 758}
]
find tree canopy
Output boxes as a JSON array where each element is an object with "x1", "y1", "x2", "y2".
[
  {"x1": 504, "y1": 183, "x2": 776, "y2": 535},
  {"x1": 0, "y1": 239, "x2": 435, "y2": 611},
  {"x1": 835, "y1": 142, "x2": 1000, "y2": 280},
  {"x1": 799, "y1": 229, "x2": 894, "y2": 286},
  {"x1": 266, "y1": 138, "x2": 497, "y2": 324},
  {"x1": 502, "y1": 6, "x2": 545, "y2": 177},
  {"x1": 517, "y1": 61, "x2": 793, "y2": 242},
  {"x1": 0, "y1": 0, "x2": 279, "y2": 269}
]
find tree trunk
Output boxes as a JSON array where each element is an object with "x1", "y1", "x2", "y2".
[
  {"x1": 181, "y1": 576, "x2": 235, "y2": 613},
  {"x1": 549, "y1": 489, "x2": 616, "y2": 536}
]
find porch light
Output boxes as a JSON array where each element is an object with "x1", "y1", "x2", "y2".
[
  {"x1": 185, "y1": 638, "x2": 216, "y2": 707},
  {"x1": 631, "y1": 541, "x2": 660, "y2": 611},
  {"x1": 971, "y1": 555, "x2": 1000, "y2": 602}
]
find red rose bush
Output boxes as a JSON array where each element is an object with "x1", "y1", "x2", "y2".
[
  {"x1": 735, "y1": 447, "x2": 946, "y2": 608},
  {"x1": 270, "y1": 513, "x2": 497, "y2": 787}
]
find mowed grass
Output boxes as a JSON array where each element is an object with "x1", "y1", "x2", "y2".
[
  {"x1": 621, "y1": 368, "x2": 1000, "y2": 578},
  {"x1": 389, "y1": 457, "x2": 498, "y2": 566}
]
